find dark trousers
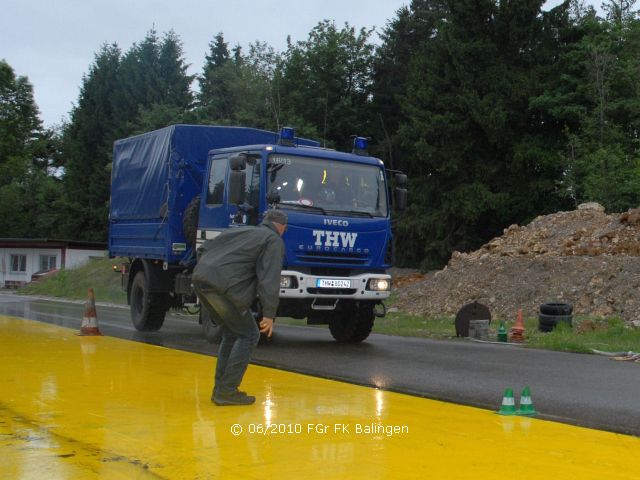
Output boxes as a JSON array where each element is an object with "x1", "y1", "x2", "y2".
[{"x1": 193, "y1": 281, "x2": 260, "y2": 395}]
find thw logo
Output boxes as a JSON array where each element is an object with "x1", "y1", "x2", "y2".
[{"x1": 312, "y1": 230, "x2": 358, "y2": 248}]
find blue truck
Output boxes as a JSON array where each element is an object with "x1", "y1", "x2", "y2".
[{"x1": 109, "y1": 124, "x2": 407, "y2": 342}]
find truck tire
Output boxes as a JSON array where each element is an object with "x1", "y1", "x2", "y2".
[
  {"x1": 201, "y1": 306, "x2": 223, "y2": 344},
  {"x1": 130, "y1": 271, "x2": 170, "y2": 331},
  {"x1": 350, "y1": 305, "x2": 375, "y2": 343},
  {"x1": 183, "y1": 195, "x2": 200, "y2": 246},
  {"x1": 328, "y1": 305, "x2": 374, "y2": 343},
  {"x1": 538, "y1": 312, "x2": 572, "y2": 332},
  {"x1": 540, "y1": 302, "x2": 573, "y2": 316}
]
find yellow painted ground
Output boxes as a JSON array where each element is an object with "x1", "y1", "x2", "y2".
[{"x1": 0, "y1": 315, "x2": 638, "y2": 480}]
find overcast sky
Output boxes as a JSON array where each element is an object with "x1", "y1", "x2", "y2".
[
  {"x1": 2, "y1": 1, "x2": 412, "y2": 128},
  {"x1": 2, "y1": 1, "x2": 585, "y2": 130}
]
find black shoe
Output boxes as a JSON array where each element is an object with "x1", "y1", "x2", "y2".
[
  {"x1": 212, "y1": 388, "x2": 247, "y2": 401},
  {"x1": 213, "y1": 391, "x2": 256, "y2": 406}
]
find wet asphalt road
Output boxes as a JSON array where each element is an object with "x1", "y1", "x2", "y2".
[{"x1": 1, "y1": 292, "x2": 639, "y2": 436}]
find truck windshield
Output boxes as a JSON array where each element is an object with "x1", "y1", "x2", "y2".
[{"x1": 267, "y1": 154, "x2": 388, "y2": 217}]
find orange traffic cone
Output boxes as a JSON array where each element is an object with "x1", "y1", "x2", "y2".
[
  {"x1": 78, "y1": 288, "x2": 103, "y2": 336},
  {"x1": 509, "y1": 309, "x2": 525, "y2": 343}
]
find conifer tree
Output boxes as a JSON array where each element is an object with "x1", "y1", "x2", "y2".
[
  {"x1": 0, "y1": 60, "x2": 63, "y2": 238},
  {"x1": 396, "y1": 0, "x2": 575, "y2": 267}
]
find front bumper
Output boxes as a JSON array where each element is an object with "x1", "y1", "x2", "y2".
[{"x1": 278, "y1": 270, "x2": 391, "y2": 300}]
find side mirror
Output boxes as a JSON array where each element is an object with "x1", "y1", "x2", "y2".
[
  {"x1": 267, "y1": 189, "x2": 281, "y2": 205},
  {"x1": 395, "y1": 173, "x2": 408, "y2": 187},
  {"x1": 229, "y1": 154, "x2": 247, "y2": 171},
  {"x1": 228, "y1": 171, "x2": 246, "y2": 205},
  {"x1": 394, "y1": 187, "x2": 407, "y2": 212}
]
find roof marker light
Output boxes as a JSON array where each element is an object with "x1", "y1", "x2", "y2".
[
  {"x1": 352, "y1": 136, "x2": 369, "y2": 156},
  {"x1": 279, "y1": 127, "x2": 295, "y2": 146}
]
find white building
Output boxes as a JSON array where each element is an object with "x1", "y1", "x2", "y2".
[{"x1": 0, "y1": 239, "x2": 106, "y2": 288}]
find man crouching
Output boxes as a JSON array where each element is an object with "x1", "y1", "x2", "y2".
[{"x1": 192, "y1": 209, "x2": 287, "y2": 406}]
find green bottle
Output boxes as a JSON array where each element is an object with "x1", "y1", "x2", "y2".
[{"x1": 497, "y1": 321, "x2": 507, "y2": 342}]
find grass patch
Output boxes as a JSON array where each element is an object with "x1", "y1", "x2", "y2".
[
  {"x1": 373, "y1": 311, "x2": 456, "y2": 339},
  {"x1": 524, "y1": 316, "x2": 640, "y2": 353},
  {"x1": 18, "y1": 257, "x2": 127, "y2": 305},
  {"x1": 374, "y1": 313, "x2": 640, "y2": 353}
]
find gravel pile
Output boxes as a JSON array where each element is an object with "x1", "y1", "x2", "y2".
[{"x1": 392, "y1": 203, "x2": 640, "y2": 325}]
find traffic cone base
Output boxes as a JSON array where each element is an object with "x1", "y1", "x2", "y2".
[
  {"x1": 496, "y1": 388, "x2": 517, "y2": 415},
  {"x1": 77, "y1": 288, "x2": 103, "y2": 336}
]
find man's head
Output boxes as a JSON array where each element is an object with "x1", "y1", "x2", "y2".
[{"x1": 263, "y1": 209, "x2": 288, "y2": 236}]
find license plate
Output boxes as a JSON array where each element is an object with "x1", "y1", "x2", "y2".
[{"x1": 317, "y1": 279, "x2": 351, "y2": 288}]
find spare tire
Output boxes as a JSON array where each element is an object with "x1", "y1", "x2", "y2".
[
  {"x1": 183, "y1": 195, "x2": 201, "y2": 246},
  {"x1": 540, "y1": 302, "x2": 573, "y2": 316},
  {"x1": 538, "y1": 312, "x2": 572, "y2": 332}
]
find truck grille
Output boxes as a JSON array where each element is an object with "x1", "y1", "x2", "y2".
[{"x1": 296, "y1": 251, "x2": 368, "y2": 265}]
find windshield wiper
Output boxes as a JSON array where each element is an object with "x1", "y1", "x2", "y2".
[
  {"x1": 345, "y1": 210, "x2": 375, "y2": 218},
  {"x1": 275, "y1": 202, "x2": 378, "y2": 217},
  {"x1": 276, "y1": 202, "x2": 327, "y2": 215},
  {"x1": 323, "y1": 210, "x2": 375, "y2": 218}
]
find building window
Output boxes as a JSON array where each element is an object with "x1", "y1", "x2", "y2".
[
  {"x1": 40, "y1": 255, "x2": 57, "y2": 272},
  {"x1": 11, "y1": 254, "x2": 27, "y2": 273}
]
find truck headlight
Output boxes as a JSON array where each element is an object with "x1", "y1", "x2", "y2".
[
  {"x1": 367, "y1": 278, "x2": 390, "y2": 291},
  {"x1": 280, "y1": 275, "x2": 297, "y2": 289}
]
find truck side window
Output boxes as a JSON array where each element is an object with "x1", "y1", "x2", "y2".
[
  {"x1": 243, "y1": 156, "x2": 261, "y2": 225},
  {"x1": 244, "y1": 157, "x2": 261, "y2": 211},
  {"x1": 207, "y1": 158, "x2": 226, "y2": 205}
]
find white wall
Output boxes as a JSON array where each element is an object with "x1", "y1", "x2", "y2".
[{"x1": 0, "y1": 246, "x2": 106, "y2": 287}]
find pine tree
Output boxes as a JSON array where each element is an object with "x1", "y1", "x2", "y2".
[
  {"x1": 158, "y1": 30, "x2": 194, "y2": 110},
  {"x1": 198, "y1": 33, "x2": 233, "y2": 120},
  {"x1": 278, "y1": 20, "x2": 375, "y2": 150},
  {"x1": 134, "y1": 30, "x2": 194, "y2": 131},
  {"x1": 396, "y1": 0, "x2": 575, "y2": 268},
  {"x1": 0, "y1": 60, "x2": 41, "y2": 186},
  {"x1": 371, "y1": 0, "x2": 448, "y2": 168},
  {"x1": 59, "y1": 43, "x2": 122, "y2": 241},
  {"x1": 0, "y1": 60, "x2": 63, "y2": 238}
]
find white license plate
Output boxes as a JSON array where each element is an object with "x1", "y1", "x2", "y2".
[{"x1": 317, "y1": 279, "x2": 351, "y2": 288}]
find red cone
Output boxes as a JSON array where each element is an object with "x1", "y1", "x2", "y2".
[
  {"x1": 78, "y1": 288, "x2": 103, "y2": 336},
  {"x1": 509, "y1": 309, "x2": 525, "y2": 343}
]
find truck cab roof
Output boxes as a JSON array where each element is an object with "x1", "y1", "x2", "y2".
[{"x1": 208, "y1": 144, "x2": 385, "y2": 167}]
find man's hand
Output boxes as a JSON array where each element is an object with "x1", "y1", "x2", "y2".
[{"x1": 259, "y1": 317, "x2": 274, "y2": 337}]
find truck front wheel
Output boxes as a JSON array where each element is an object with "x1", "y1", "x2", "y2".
[
  {"x1": 328, "y1": 304, "x2": 375, "y2": 343},
  {"x1": 130, "y1": 271, "x2": 170, "y2": 331}
]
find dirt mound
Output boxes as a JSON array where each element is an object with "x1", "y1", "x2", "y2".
[{"x1": 393, "y1": 204, "x2": 640, "y2": 324}]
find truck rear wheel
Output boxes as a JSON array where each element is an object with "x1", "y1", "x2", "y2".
[
  {"x1": 130, "y1": 271, "x2": 170, "y2": 331},
  {"x1": 328, "y1": 304, "x2": 374, "y2": 343}
]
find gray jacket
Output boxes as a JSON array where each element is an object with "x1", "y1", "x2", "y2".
[{"x1": 192, "y1": 222, "x2": 284, "y2": 317}]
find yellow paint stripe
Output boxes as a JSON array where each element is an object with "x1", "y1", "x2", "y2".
[{"x1": 0, "y1": 316, "x2": 638, "y2": 479}]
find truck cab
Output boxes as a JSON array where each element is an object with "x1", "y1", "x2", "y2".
[{"x1": 194, "y1": 131, "x2": 406, "y2": 342}]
